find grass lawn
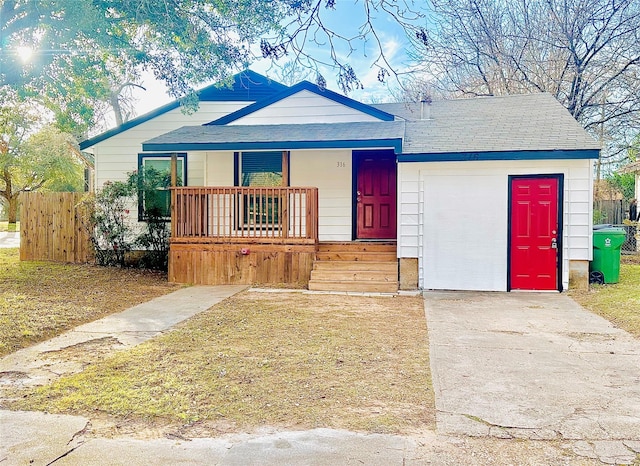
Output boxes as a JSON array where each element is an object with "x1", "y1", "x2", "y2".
[
  {"x1": 570, "y1": 255, "x2": 640, "y2": 337},
  {"x1": 9, "y1": 291, "x2": 434, "y2": 436},
  {"x1": 0, "y1": 221, "x2": 19, "y2": 232},
  {"x1": 0, "y1": 248, "x2": 180, "y2": 356}
]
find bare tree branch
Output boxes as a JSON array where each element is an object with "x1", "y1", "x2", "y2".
[{"x1": 411, "y1": 0, "x2": 640, "y2": 165}]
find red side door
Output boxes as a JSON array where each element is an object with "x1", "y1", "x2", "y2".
[
  {"x1": 510, "y1": 177, "x2": 560, "y2": 290},
  {"x1": 355, "y1": 150, "x2": 397, "y2": 239}
]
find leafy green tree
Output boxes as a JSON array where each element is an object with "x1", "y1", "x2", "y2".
[
  {"x1": 0, "y1": 97, "x2": 83, "y2": 226},
  {"x1": 2, "y1": 0, "x2": 425, "y2": 135},
  {"x1": 606, "y1": 173, "x2": 636, "y2": 201}
]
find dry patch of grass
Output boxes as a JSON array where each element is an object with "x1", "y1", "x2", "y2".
[
  {"x1": 570, "y1": 255, "x2": 640, "y2": 337},
  {"x1": 0, "y1": 248, "x2": 180, "y2": 356},
  {"x1": 11, "y1": 291, "x2": 433, "y2": 435}
]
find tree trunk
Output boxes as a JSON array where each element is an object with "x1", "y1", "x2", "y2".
[{"x1": 7, "y1": 194, "x2": 18, "y2": 227}]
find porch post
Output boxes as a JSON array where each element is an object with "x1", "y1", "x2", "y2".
[
  {"x1": 282, "y1": 150, "x2": 289, "y2": 238},
  {"x1": 170, "y1": 153, "x2": 178, "y2": 187},
  {"x1": 170, "y1": 152, "x2": 178, "y2": 239}
]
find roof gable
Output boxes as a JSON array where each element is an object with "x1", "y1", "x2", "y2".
[
  {"x1": 207, "y1": 81, "x2": 395, "y2": 126},
  {"x1": 79, "y1": 70, "x2": 287, "y2": 150},
  {"x1": 197, "y1": 69, "x2": 287, "y2": 101}
]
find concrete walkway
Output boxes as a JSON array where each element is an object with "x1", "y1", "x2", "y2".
[
  {"x1": 0, "y1": 285, "x2": 247, "y2": 389},
  {"x1": 0, "y1": 231, "x2": 19, "y2": 248},
  {"x1": 425, "y1": 291, "x2": 640, "y2": 464}
]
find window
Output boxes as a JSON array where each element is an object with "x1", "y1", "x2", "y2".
[
  {"x1": 239, "y1": 151, "x2": 283, "y2": 187},
  {"x1": 137, "y1": 153, "x2": 186, "y2": 220},
  {"x1": 236, "y1": 152, "x2": 285, "y2": 227}
]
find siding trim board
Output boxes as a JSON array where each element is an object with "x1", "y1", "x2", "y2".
[
  {"x1": 207, "y1": 81, "x2": 396, "y2": 126},
  {"x1": 398, "y1": 149, "x2": 599, "y2": 162}
]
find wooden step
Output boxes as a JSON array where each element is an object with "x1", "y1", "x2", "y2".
[
  {"x1": 308, "y1": 243, "x2": 399, "y2": 292},
  {"x1": 315, "y1": 251, "x2": 397, "y2": 262},
  {"x1": 313, "y1": 261, "x2": 397, "y2": 272},
  {"x1": 310, "y1": 269, "x2": 396, "y2": 282},
  {"x1": 308, "y1": 280, "x2": 399, "y2": 293},
  {"x1": 317, "y1": 242, "x2": 396, "y2": 253}
]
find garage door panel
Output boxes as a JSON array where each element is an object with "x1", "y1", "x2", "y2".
[{"x1": 423, "y1": 174, "x2": 507, "y2": 291}]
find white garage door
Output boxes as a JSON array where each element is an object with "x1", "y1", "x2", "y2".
[{"x1": 422, "y1": 171, "x2": 508, "y2": 291}]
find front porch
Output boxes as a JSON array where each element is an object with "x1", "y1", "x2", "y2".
[{"x1": 168, "y1": 186, "x2": 399, "y2": 291}]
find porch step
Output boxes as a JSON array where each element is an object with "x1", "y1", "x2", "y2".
[
  {"x1": 312, "y1": 261, "x2": 397, "y2": 272},
  {"x1": 316, "y1": 242, "x2": 397, "y2": 253},
  {"x1": 315, "y1": 251, "x2": 397, "y2": 262},
  {"x1": 315, "y1": 241, "x2": 397, "y2": 262},
  {"x1": 310, "y1": 268, "x2": 396, "y2": 282},
  {"x1": 308, "y1": 242, "x2": 399, "y2": 293}
]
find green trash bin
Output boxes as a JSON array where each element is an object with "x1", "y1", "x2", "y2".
[{"x1": 590, "y1": 226, "x2": 626, "y2": 284}]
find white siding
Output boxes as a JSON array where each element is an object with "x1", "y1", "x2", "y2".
[
  {"x1": 398, "y1": 159, "x2": 594, "y2": 291},
  {"x1": 188, "y1": 152, "x2": 205, "y2": 186},
  {"x1": 397, "y1": 164, "x2": 421, "y2": 258},
  {"x1": 91, "y1": 101, "x2": 250, "y2": 189},
  {"x1": 198, "y1": 149, "x2": 353, "y2": 241},
  {"x1": 290, "y1": 150, "x2": 352, "y2": 241},
  {"x1": 204, "y1": 152, "x2": 235, "y2": 186},
  {"x1": 228, "y1": 90, "x2": 382, "y2": 125}
]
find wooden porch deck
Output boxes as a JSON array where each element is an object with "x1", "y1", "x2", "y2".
[
  {"x1": 168, "y1": 187, "x2": 398, "y2": 289},
  {"x1": 169, "y1": 186, "x2": 318, "y2": 285}
]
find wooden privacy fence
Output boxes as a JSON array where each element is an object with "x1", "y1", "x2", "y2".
[{"x1": 20, "y1": 192, "x2": 92, "y2": 263}]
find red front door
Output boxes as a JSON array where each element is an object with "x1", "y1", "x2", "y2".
[
  {"x1": 355, "y1": 150, "x2": 397, "y2": 239},
  {"x1": 510, "y1": 177, "x2": 560, "y2": 290}
]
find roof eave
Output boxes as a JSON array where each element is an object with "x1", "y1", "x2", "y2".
[
  {"x1": 80, "y1": 101, "x2": 182, "y2": 150},
  {"x1": 397, "y1": 149, "x2": 600, "y2": 162},
  {"x1": 142, "y1": 138, "x2": 403, "y2": 153}
]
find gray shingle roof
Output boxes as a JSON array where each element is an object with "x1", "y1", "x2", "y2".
[
  {"x1": 143, "y1": 121, "x2": 405, "y2": 151},
  {"x1": 374, "y1": 93, "x2": 600, "y2": 153},
  {"x1": 143, "y1": 93, "x2": 599, "y2": 154}
]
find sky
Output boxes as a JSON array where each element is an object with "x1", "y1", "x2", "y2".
[{"x1": 131, "y1": 0, "x2": 425, "y2": 115}]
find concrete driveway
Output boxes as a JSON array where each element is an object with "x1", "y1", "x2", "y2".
[{"x1": 425, "y1": 291, "x2": 640, "y2": 463}]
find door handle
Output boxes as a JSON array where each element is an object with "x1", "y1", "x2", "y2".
[{"x1": 551, "y1": 238, "x2": 557, "y2": 249}]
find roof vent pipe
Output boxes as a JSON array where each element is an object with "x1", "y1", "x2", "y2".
[{"x1": 420, "y1": 95, "x2": 432, "y2": 120}]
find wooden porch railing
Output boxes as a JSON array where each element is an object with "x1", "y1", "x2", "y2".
[{"x1": 171, "y1": 187, "x2": 319, "y2": 244}]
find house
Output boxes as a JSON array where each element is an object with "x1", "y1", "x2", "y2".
[
  {"x1": 82, "y1": 71, "x2": 600, "y2": 292},
  {"x1": 79, "y1": 70, "x2": 288, "y2": 188}
]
